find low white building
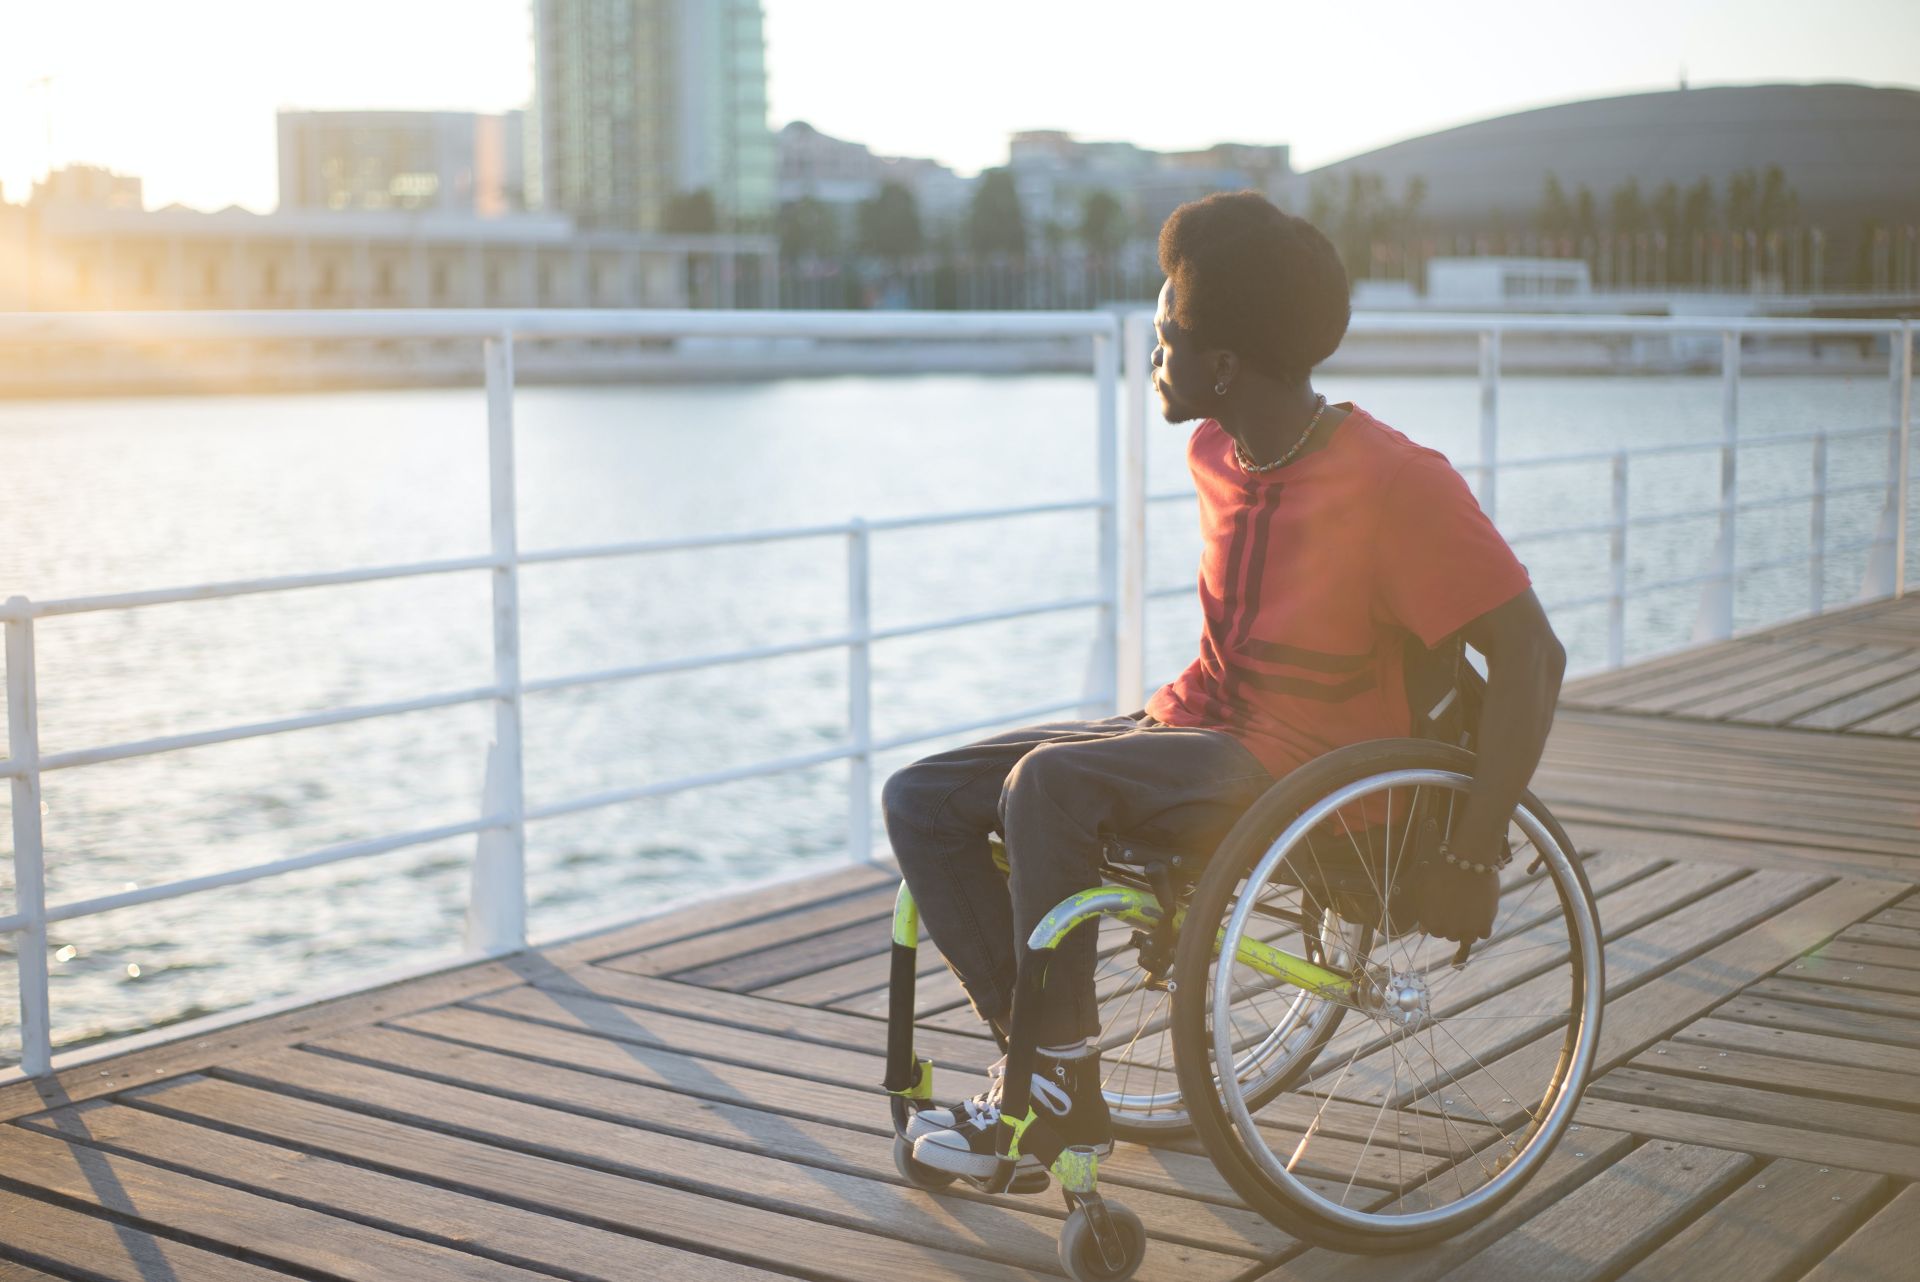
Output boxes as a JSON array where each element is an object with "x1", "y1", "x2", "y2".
[
  {"x1": 1, "y1": 199, "x2": 777, "y2": 312},
  {"x1": 1424, "y1": 256, "x2": 1593, "y2": 305}
]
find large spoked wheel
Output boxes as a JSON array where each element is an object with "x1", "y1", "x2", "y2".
[
  {"x1": 1172, "y1": 740, "x2": 1604, "y2": 1253},
  {"x1": 1093, "y1": 881, "x2": 1367, "y2": 1142}
]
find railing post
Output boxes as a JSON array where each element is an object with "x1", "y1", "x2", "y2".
[
  {"x1": 1898, "y1": 320, "x2": 1913, "y2": 598},
  {"x1": 1084, "y1": 324, "x2": 1122, "y2": 716},
  {"x1": 1117, "y1": 312, "x2": 1151, "y2": 711},
  {"x1": 1811, "y1": 430, "x2": 1829, "y2": 616},
  {"x1": 1695, "y1": 330, "x2": 1740, "y2": 641},
  {"x1": 5, "y1": 601, "x2": 52, "y2": 1077},
  {"x1": 1477, "y1": 329, "x2": 1500, "y2": 521},
  {"x1": 1608, "y1": 453, "x2": 1628, "y2": 668},
  {"x1": 846, "y1": 519, "x2": 874, "y2": 863},
  {"x1": 1864, "y1": 323, "x2": 1910, "y2": 600},
  {"x1": 468, "y1": 334, "x2": 527, "y2": 955}
]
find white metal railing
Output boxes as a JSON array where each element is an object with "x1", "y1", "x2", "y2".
[{"x1": 0, "y1": 307, "x2": 1912, "y2": 1080}]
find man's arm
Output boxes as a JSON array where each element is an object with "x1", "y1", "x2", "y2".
[{"x1": 1450, "y1": 588, "x2": 1567, "y2": 860}]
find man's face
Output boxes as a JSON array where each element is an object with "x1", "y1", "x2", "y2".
[{"x1": 1151, "y1": 280, "x2": 1212, "y2": 424}]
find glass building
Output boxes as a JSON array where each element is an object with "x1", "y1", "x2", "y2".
[{"x1": 531, "y1": 0, "x2": 775, "y2": 232}]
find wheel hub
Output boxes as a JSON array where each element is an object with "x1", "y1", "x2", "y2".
[{"x1": 1375, "y1": 970, "x2": 1430, "y2": 1030}]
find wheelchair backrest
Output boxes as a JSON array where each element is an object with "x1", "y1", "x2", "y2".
[{"x1": 1403, "y1": 632, "x2": 1485, "y2": 752}]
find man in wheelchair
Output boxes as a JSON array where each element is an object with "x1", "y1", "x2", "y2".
[{"x1": 882, "y1": 192, "x2": 1567, "y2": 1180}]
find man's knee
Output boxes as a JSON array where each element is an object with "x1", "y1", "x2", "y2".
[{"x1": 999, "y1": 740, "x2": 1092, "y2": 824}]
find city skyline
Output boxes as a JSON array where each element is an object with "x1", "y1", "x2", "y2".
[{"x1": 2, "y1": 0, "x2": 1918, "y2": 213}]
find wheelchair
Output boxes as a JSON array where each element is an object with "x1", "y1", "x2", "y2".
[{"x1": 882, "y1": 736, "x2": 1604, "y2": 1280}]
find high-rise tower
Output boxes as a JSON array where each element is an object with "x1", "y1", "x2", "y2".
[{"x1": 531, "y1": 0, "x2": 774, "y2": 232}]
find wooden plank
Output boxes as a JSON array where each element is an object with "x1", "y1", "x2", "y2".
[
  {"x1": 172, "y1": 1051, "x2": 1251, "y2": 1274},
  {"x1": 1747, "y1": 975, "x2": 1920, "y2": 1020},
  {"x1": 0, "y1": 1182, "x2": 297, "y2": 1282},
  {"x1": 1559, "y1": 819, "x2": 1914, "y2": 881},
  {"x1": 677, "y1": 916, "x2": 913, "y2": 991},
  {"x1": 1238, "y1": 1127, "x2": 1637, "y2": 1282},
  {"x1": 1574, "y1": 1097, "x2": 1920, "y2": 1180},
  {"x1": 1618, "y1": 1159, "x2": 1889, "y2": 1282},
  {"x1": 596, "y1": 879, "x2": 899, "y2": 977},
  {"x1": 1432, "y1": 876, "x2": 1904, "y2": 1128},
  {"x1": 571, "y1": 861, "x2": 898, "y2": 964},
  {"x1": 0, "y1": 1261, "x2": 73, "y2": 1282},
  {"x1": 1627, "y1": 1039, "x2": 1920, "y2": 1108},
  {"x1": 1549, "y1": 708, "x2": 1920, "y2": 768},
  {"x1": 1793, "y1": 665, "x2": 1920, "y2": 731},
  {"x1": 1575, "y1": 640, "x2": 1800, "y2": 709},
  {"x1": 1559, "y1": 638, "x2": 1754, "y2": 704},
  {"x1": 459, "y1": 983, "x2": 1000, "y2": 1080},
  {"x1": 26, "y1": 1101, "x2": 776, "y2": 1282},
  {"x1": 1850, "y1": 692, "x2": 1920, "y2": 735},
  {"x1": 1817, "y1": 937, "x2": 1920, "y2": 973},
  {"x1": 1533, "y1": 770, "x2": 1920, "y2": 849},
  {"x1": 526, "y1": 966, "x2": 997, "y2": 1068},
  {"x1": 751, "y1": 933, "x2": 953, "y2": 1007},
  {"x1": 1800, "y1": 1183, "x2": 1920, "y2": 1282},
  {"x1": 1689, "y1": 645, "x2": 1889, "y2": 720},
  {"x1": 1713, "y1": 994, "x2": 1920, "y2": 1050},
  {"x1": 1429, "y1": 1142, "x2": 1754, "y2": 1282},
  {"x1": 1653, "y1": 644, "x2": 1875, "y2": 718},
  {"x1": 1787, "y1": 953, "x2": 1920, "y2": 995},
  {"x1": 1607, "y1": 642, "x2": 1841, "y2": 715},
  {"x1": 1721, "y1": 648, "x2": 1914, "y2": 724},
  {"x1": 1671, "y1": 1018, "x2": 1920, "y2": 1078},
  {"x1": 0, "y1": 1123, "x2": 555, "y2": 1282},
  {"x1": 1836, "y1": 919, "x2": 1920, "y2": 949},
  {"x1": 1588, "y1": 1067, "x2": 1920, "y2": 1146}
]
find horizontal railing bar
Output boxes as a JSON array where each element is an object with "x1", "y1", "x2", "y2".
[
  {"x1": 5, "y1": 554, "x2": 504, "y2": 621},
  {"x1": 1483, "y1": 425, "x2": 1893, "y2": 473},
  {"x1": 25, "y1": 813, "x2": 511, "y2": 927},
  {"x1": 1629, "y1": 505, "x2": 1724, "y2": 529},
  {"x1": 519, "y1": 523, "x2": 852, "y2": 563},
  {"x1": 524, "y1": 636, "x2": 854, "y2": 696},
  {"x1": 524, "y1": 745, "x2": 856, "y2": 822},
  {"x1": 867, "y1": 595, "x2": 1105, "y2": 643},
  {"x1": 0, "y1": 308, "x2": 1123, "y2": 343},
  {"x1": 1340, "y1": 312, "x2": 1905, "y2": 337},
  {"x1": 517, "y1": 499, "x2": 1106, "y2": 568},
  {"x1": 0, "y1": 684, "x2": 506, "y2": 780},
  {"x1": 1146, "y1": 584, "x2": 1191, "y2": 601},
  {"x1": 1147, "y1": 490, "x2": 1196, "y2": 505},
  {"x1": 864, "y1": 498, "x2": 1105, "y2": 533}
]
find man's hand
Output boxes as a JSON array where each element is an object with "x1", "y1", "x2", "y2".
[{"x1": 1405, "y1": 819, "x2": 1501, "y2": 944}]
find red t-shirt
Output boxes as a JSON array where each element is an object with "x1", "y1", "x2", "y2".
[{"x1": 1145, "y1": 404, "x2": 1531, "y2": 779}]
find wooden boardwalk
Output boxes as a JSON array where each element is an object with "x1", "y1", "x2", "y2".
[{"x1": 3, "y1": 597, "x2": 1919, "y2": 1280}]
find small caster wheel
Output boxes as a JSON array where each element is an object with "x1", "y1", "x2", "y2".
[
  {"x1": 893, "y1": 1135, "x2": 956, "y2": 1191},
  {"x1": 1059, "y1": 1198, "x2": 1146, "y2": 1282}
]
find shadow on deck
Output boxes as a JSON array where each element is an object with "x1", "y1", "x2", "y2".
[{"x1": 2, "y1": 598, "x2": 1918, "y2": 1280}]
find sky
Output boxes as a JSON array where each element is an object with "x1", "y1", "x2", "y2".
[{"x1": 2, "y1": 0, "x2": 1916, "y2": 213}]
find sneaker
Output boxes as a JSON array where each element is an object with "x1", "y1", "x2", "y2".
[
  {"x1": 903, "y1": 1055, "x2": 1006, "y2": 1143},
  {"x1": 912, "y1": 1050, "x2": 1113, "y2": 1179}
]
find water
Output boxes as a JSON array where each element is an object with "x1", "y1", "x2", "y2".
[{"x1": 0, "y1": 370, "x2": 1907, "y2": 1065}]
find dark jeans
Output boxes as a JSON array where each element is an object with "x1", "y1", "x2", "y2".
[{"x1": 880, "y1": 713, "x2": 1274, "y2": 1046}]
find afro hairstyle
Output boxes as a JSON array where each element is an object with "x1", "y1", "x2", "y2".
[{"x1": 1157, "y1": 191, "x2": 1351, "y2": 383}]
